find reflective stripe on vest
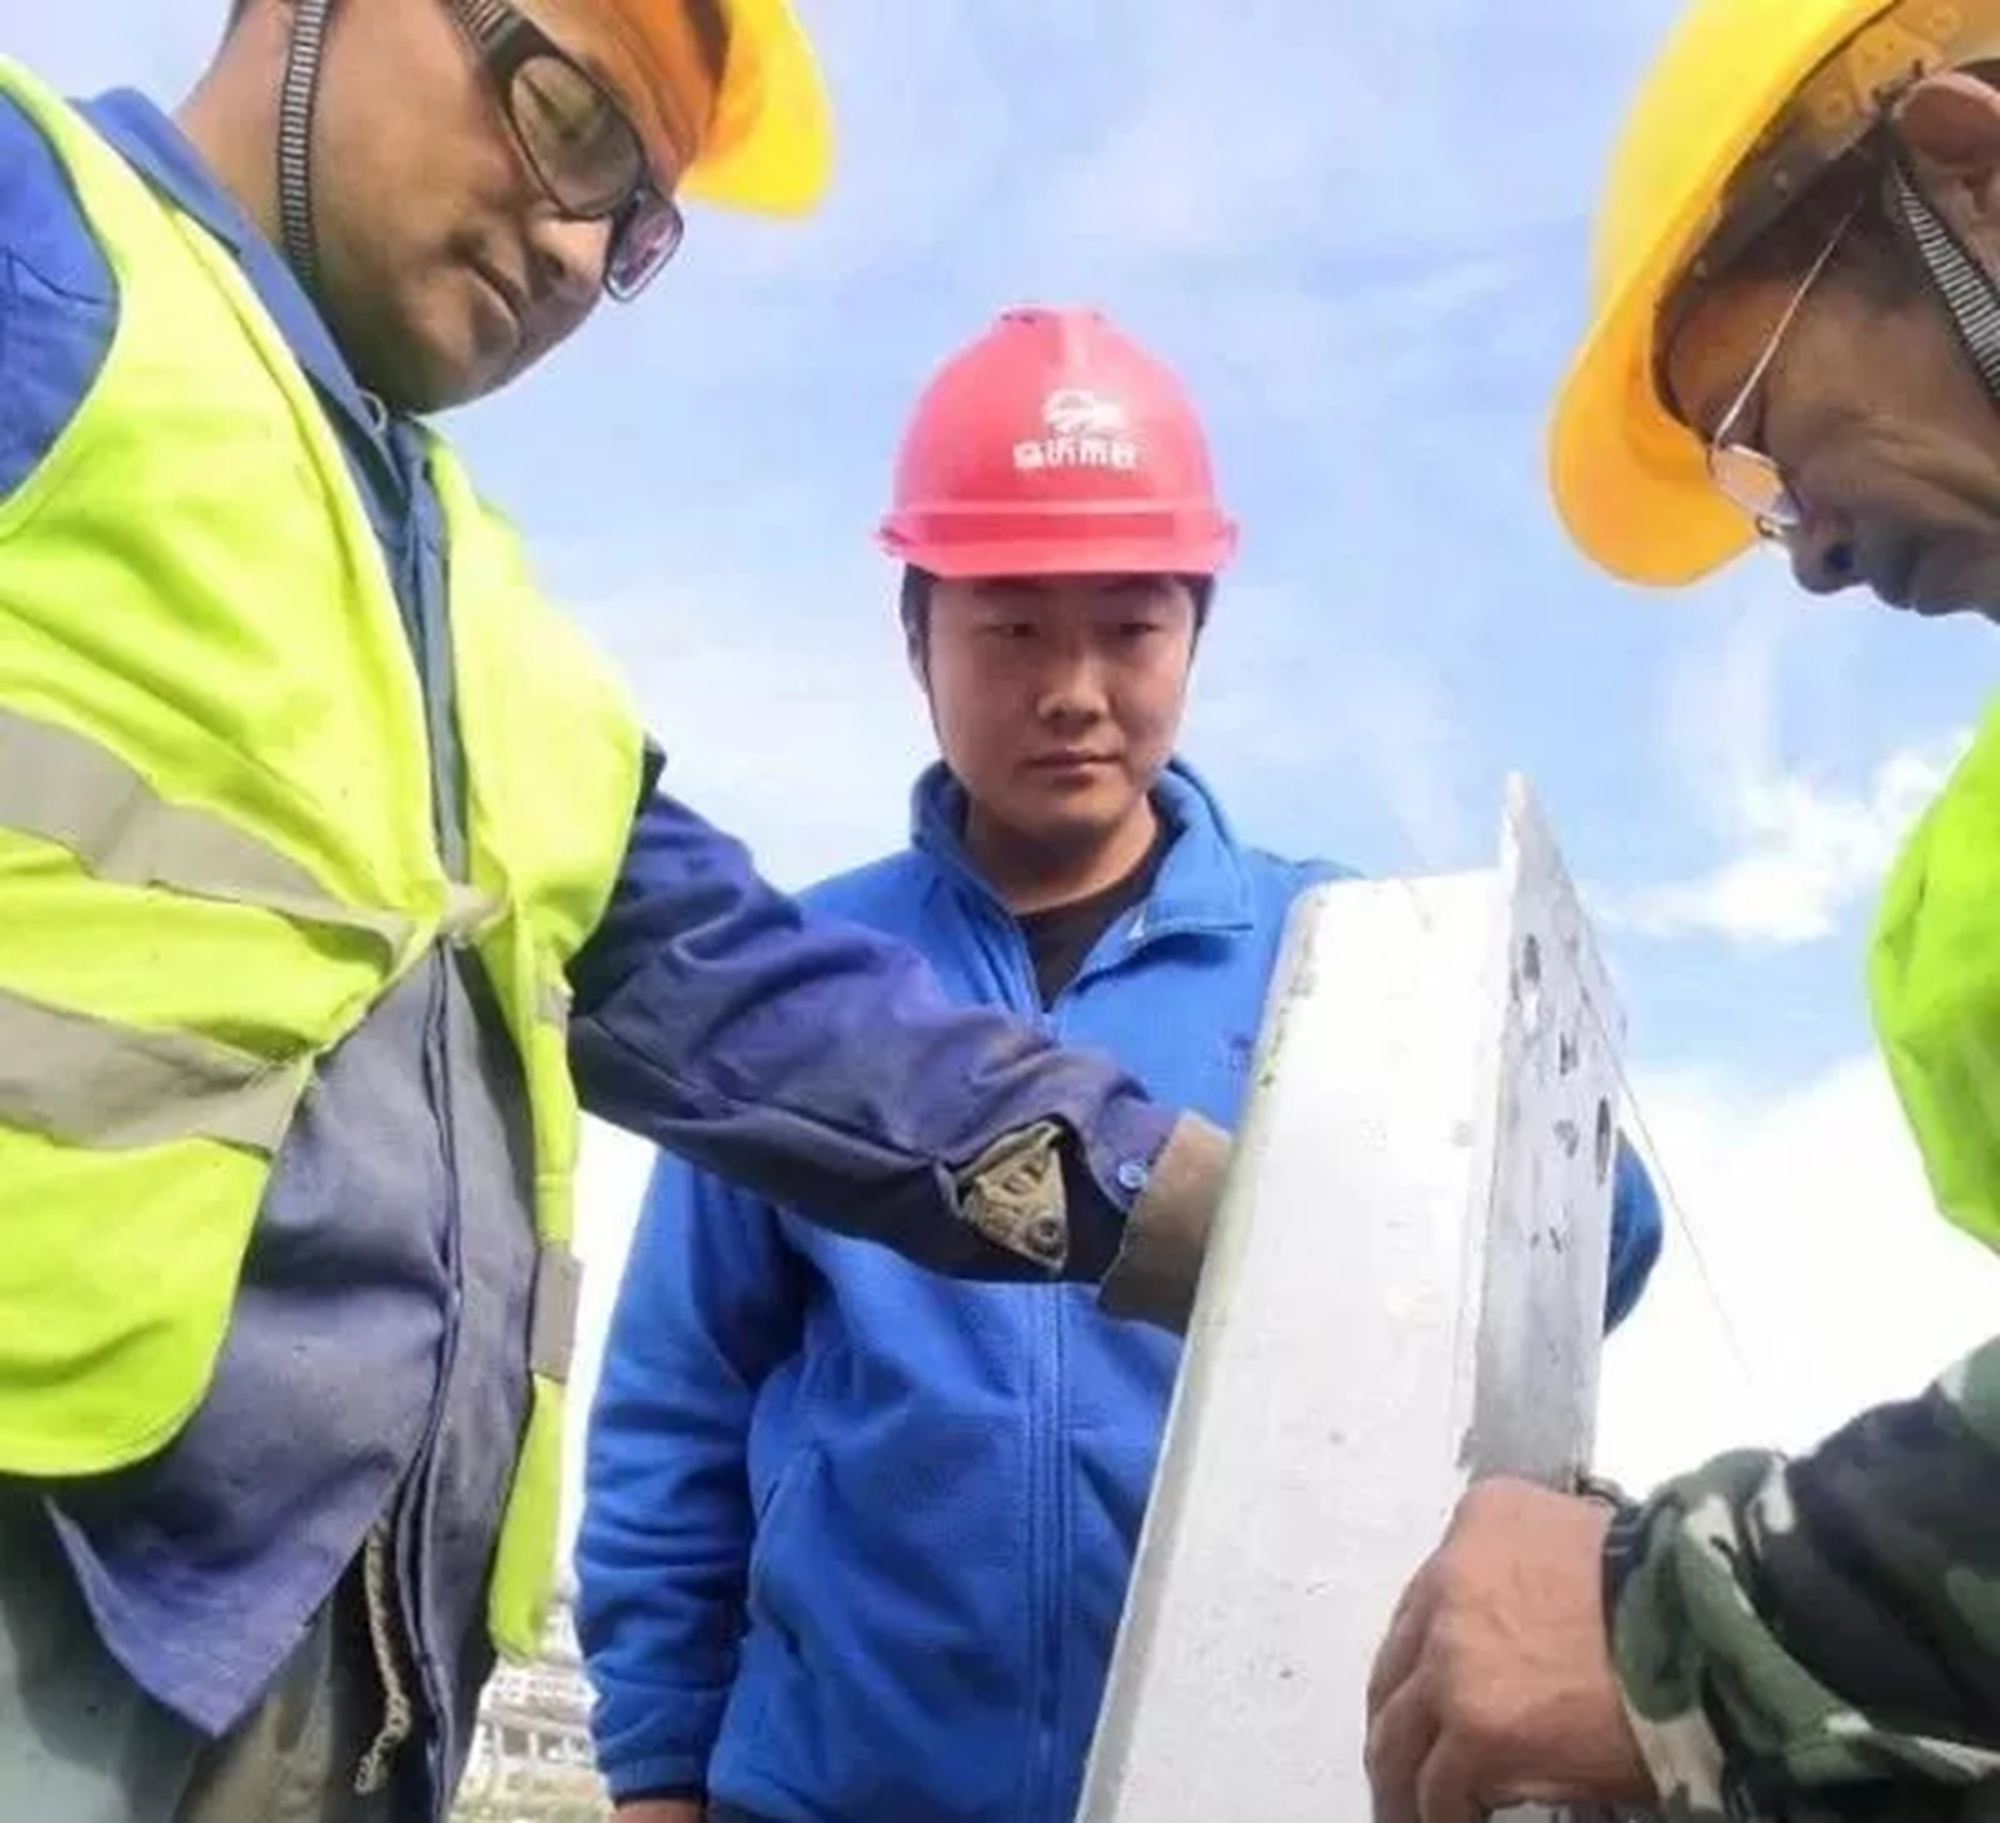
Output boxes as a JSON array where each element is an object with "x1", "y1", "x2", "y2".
[
  {"x1": 0, "y1": 702, "x2": 518, "y2": 1151},
  {"x1": 0, "y1": 988, "x2": 306, "y2": 1152},
  {"x1": 0, "y1": 704, "x2": 411, "y2": 947}
]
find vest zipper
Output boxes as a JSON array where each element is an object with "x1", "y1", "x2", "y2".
[
  {"x1": 389, "y1": 444, "x2": 469, "y2": 1818},
  {"x1": 403, "y1": 942, "x2": 467, "y2": 1812}
]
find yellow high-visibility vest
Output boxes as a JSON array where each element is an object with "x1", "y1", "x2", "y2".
[
  {"x1": 1871, "y1": 698, "x2": 2000, "y2": 1263},
  {"x1": 0, "y1": 55, "x2": 644, "y2": 1660}
]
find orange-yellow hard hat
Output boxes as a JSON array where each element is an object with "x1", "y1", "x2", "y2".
[
  {"x1": 592, "y1": 0, "x2": 834, "y2": 215},
  {"x1": 1549, "y1": 0, "x2": 2000, "y2": 587}
]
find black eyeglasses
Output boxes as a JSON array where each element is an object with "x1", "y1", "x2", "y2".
[{"x1": 450, "y1": 0, "x2": 687, "y2": 301}]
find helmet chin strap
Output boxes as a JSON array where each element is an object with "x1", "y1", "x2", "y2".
[
  {"x1": 1890, "y1": 148, "x2": 2000, "y2": 399},
  {"x1": 277, "y1": 0, "x2": 332, "y2": 296}
]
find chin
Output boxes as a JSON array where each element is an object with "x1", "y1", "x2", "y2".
[
  {"x1": 1889, "y1": 528, "x2": 2000, "y2": 619},
  {"x1": 348, "y1": 330, "x2": 472, "y2": 416},
  {"x1": 385, "y1": 290, "x2": 524, "y2": 414},
  {"x1": 1026, "y1": 802, "x2": 1132, "y2": 853},
  {"x1": 1907, "y1": 565, "x2": 2000, "y2": 618}
]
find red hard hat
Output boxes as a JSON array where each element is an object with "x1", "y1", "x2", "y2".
[{"x1": 877, "y1": 305, "x2": 1239, "y2": 580}]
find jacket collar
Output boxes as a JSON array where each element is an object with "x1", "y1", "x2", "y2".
[{"x1": 910, "y1": 756, "x2": 1255, "y2": 941}]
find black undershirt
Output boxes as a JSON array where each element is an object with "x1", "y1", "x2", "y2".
[{"x1": 1015, "y1": 828, "x2": 1169, "y2": 1008}]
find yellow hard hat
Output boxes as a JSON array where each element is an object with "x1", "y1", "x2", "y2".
[
  {"x1": 597, "y1": 0, "x2": 834, "y2": 216},
  {"x1": 1548, "y1": 0, "x2": 2000, "y2": 587},
  {"x1": 680, "y1": 0, "x2": 832, "y2": 215}
]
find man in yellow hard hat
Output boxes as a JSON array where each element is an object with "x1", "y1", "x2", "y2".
[
  {"x1": 1364, "y1": 1, "x2": 2000, "y2": 1818},
  {"x1": 0, "y1": 5, "x2": 1234, "y2": 1820}
]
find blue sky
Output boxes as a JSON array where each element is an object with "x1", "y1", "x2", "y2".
[{"x1": 23, "y1": 3, "x2": 2000, "y2": 1507}]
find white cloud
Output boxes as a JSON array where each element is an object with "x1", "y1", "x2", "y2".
[
  {"x1": 1178, "y1": 582, "x2": 1480, "y2": 869},
  {"x1": 1595, "y1": 1054, "x2": 2000, "y2": 1495},
  {"x1": 1608, "y1": 733, "x2": 1968, "y2": 946},
  {"x1": 1596, "y1": 578, "x2": 1970, "y2": 946},
  {"x1": 555, "y1": 544, "x2": 935, "y2": 890}
]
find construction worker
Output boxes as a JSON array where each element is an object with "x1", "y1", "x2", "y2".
[
  {"x1": 0, "y1": 12, "x2": 1242, "y2": 1822},
  {"x1": 575, "y1": 305, "x2": 1665, "y2": 1823},
  {"x1": 1363, "y1": 3, "x2": 2000, "y2": 1818}
]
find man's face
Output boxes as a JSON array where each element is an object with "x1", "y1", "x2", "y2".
[
  {"x1": 305, "y1": 0, "x2": 661, "y2": 411},
  {"x1": 919, "y1": 573, "x2": 1198, "y2": 861},
  {"x1": 1662, "y1": 78, "x2": 2000, "y2": 618},
  {"x1": 1666, "y1": 234, "x2": 2000, "y2": 615}
]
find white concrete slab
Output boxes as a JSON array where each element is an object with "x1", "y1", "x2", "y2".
[{"x1": 1077, "y1": 776, "x2": 1626, "y2": 1823}]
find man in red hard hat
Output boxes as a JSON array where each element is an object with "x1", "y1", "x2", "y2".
[
  {"x1": 0, "y1": 14, "x2": 1242, "y2": 1823},
  {"x1": 575, "y1": 305, "x2": 1664, "y2": 1823}
]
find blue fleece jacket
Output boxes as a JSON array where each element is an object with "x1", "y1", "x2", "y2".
[{"x1": 577, "y1": 762, "x2": 1664, "y2": 1823}]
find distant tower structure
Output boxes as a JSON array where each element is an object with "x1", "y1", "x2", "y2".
[{"x1": 452, "y1": 1585, "x2": 606, "y2": 1822}]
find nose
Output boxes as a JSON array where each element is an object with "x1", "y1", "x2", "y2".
[
  {"x1": 1786, "y1": 504, "x2": 1861, "y2": 596},
  {"x1": 1036, "y1": 643, "x2": 1111, "y2": 729},
  {"x1": 525, "y1": 211, "x2": 610, "y2": 312}
]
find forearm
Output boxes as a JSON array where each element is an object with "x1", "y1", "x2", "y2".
[
  {"x1": 1606, "y1": 1331, "x2": 2000, "y2": 1815},
  {"x1": 569, "y1": 787, "x2": 1222, "y2": 1322}
]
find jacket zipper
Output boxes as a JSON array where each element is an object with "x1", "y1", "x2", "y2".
[
  {"x1": 962, "y1": 875, "x2": 1180, "y2": 1823},
  {"x1": 999, "y1": 906, "x2": 1135, "y2": 1823},
  {"x1": 1034, "y1": 907, "x2": 1165, "y2": 1822},
  {"x1": 394, "y1": 453, "x2": 468, "y2": 1819}
]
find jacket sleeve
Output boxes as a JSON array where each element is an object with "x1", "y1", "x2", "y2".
[
  {"x1": 1603, "y1": 1331, "x2": 2000, "y2": 1817},
  {"x1": 567, "y1": 775, "x2": 1225, "y2": 1328},
  {"x1": 575, "y1": 1148, "x2": 809, "y2": 1803}
]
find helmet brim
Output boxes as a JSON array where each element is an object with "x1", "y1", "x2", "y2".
[
  {"x1": 878, "y1": 526, "x2": 1241, "y2": 582},
  {"x1": 1547, "y1": 270, "x2": 1758, "y2": 589}
]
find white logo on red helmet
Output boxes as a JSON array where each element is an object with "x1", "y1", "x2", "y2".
[{"x1": 1014, "y1": 387, "x2": 1139, "y2": 473}]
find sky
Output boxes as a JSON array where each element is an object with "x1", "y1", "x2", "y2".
[{"x1": 21, "y1": 3, "x2": 2000, "y2": 1544}]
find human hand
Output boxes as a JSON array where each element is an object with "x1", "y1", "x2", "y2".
[
  {"x1": 1364, "y1": 1478, "x2": 1654, "y2": 1821},
  {"x1": 614, "y1": 1801, "x2": 705, "y2": 1823}
]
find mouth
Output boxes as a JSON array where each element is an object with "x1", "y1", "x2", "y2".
[
  {"x1": 470, "y1": 259, "x2": 528, "y2": 334},
  {"x1": 1880, "y1": 534, "x2": 1978, "y2": 614},
  {"x1": 1026, "y1": 752, "x2": 1117, "y2": 771},
  {"x1": 1860, "y1": 535, "x2": 1920, "y2": 611}
]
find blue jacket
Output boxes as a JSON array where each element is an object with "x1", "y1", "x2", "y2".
[
  {"x1": 578, "y1": 763, "x2": 1663, "y2": 1823},
  {"x1": 0, "y1": 79, "x2": 1181, "y2": 1780}
]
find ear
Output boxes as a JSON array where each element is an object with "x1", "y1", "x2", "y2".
[{"x1": 1894, "y1": 70, "x2": 2000, "y2": 233}]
